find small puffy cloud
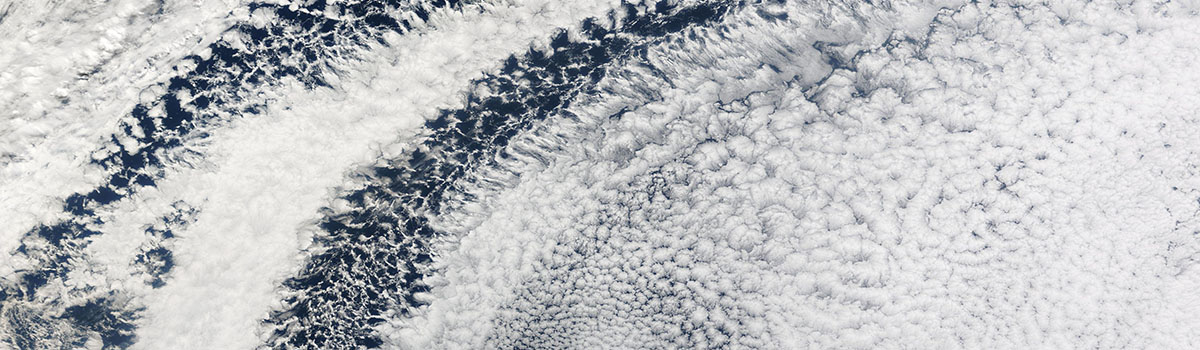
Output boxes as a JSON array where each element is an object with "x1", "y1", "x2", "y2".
[{"x1": 396, "y1": 0, "x2": 1200, "y2": 349}]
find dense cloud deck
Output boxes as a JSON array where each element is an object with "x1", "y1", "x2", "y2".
[{"x1": 3, "y1": 0, "x2": 1200, "y2": 349}]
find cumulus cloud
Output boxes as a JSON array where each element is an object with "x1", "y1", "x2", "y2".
[
  {"x1": 0, "y1": 0, "x2": 246, "y2": 255},
  {"x1": 395, "y1": 0, "x2": 1200, "y2": 349},
  {"x1": 92, "y1": 1, "x2": 628, "y2": 349},
  {"x1": 6, "y1": 0, "x2": 1200, "y2": 348},
  {"x1": 5, "y1": 0, "x2": 626, "y2": 348}
]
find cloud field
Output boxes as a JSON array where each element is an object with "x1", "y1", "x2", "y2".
[{"x1": 3, "y1": 0, "x2": 1200, "y2": 349}]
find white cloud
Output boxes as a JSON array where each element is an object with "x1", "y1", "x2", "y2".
[
  {"x1": 0, "y1": 0, "x2": 247, "y2": 265},
  {"x1": 396, "y1": 0, "x2": 1200, "y2": 348},
  {"x1": 70, "y1": 1, "x2": 628, "y2": 349},
  {"x1": 7, "y1": 0, "x2": 1200, "y2": 348}
]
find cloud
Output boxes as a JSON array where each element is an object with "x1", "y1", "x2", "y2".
[
  {"x1": 0, "y1": 0, "x2": 246, "y2": 253},
  {"x1": 395, "y1": 0, "x2": 1200, "y2": 348},
  {"x1": 6, "y1": 0, "x2": 1200, "y2": 348},
  {"x1": 4, "y1": 0, "x2": 628, "y2": 348}
]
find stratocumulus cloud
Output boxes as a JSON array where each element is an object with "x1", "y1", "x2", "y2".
[{"x1": 3, "y1": 0, "x2": 1200, "y2": 349}]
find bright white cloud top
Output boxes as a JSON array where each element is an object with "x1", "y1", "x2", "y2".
[{"x1": 2, "y1": 0, "x2": 1199, "y2": 349}]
